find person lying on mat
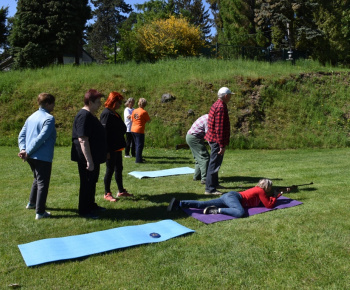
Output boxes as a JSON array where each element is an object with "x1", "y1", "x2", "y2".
[{"x1": 167, "y1": 179, "x2": 291, "y2": 217}]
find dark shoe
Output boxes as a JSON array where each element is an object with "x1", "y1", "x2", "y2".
[
  {"x1": 80, "y1": 212, "x2": 99, "y2": 219},
  {"x1": 92, "y1": 206, "x2": 106, "y2": 212},
  {"x1": 167, "y1": 197, "x2": 180, "y2": 212},
  {"x1": 203, "y1": 206, "x2": 218, "y2": 214}
]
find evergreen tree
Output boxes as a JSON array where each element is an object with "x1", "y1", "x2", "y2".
[
  {"x1": 87, "y1": 0, "x2": 132, "y2": 63},
  {"x1": 135, "y1": 0, "x2": 211, "y2": 38},
  {"x1": 0, "y1": 7, "x2": 9, "y2": 51},
  {"x1": 218, "y1": 0, "x2": 257, "y2": 46},
  {"x1": 255, "y1": 0, "x2": 321, "y2": 51},
  {"x1": 314, "y1": 0, "x2": 350, "y2": 65},
  {"x1": 174, "y1": 0, "x2": 212, "y2": 37},
  {"x1": 9, "y1": 0, "x2": 91, "y2": 69}
]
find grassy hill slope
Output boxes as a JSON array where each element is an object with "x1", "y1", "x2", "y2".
[{"x1": 1, "y1": 58, "x2": 350, "y2": 149}]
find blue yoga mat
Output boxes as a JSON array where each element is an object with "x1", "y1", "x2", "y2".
[
  {"x1": 128, "y1": 167, "x2": 195, "y2": 179},
  {"x1": 18, "y1": 220, "x2": 194, "y2": 267}
]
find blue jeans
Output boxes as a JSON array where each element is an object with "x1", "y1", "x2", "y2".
[
  {"x1": 132, "y1": 132, "x2": 145, "y2": 163},
  {"x1": 180, "y1": 191, "x2": 245, "y2": 217},
  {"x1": 205, "y1": 142, "x2": 224, "y2": 192}
]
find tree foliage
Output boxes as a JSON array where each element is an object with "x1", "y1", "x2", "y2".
[
  {"x1": 9, "y1": 0, "x2": 91, "y2": 69},
  {"x1": 0, "y1": 6, "x2": 9, "y2": 51},
  {"x1": 135, "y1": 0, "x2": 211, "y2": 38},
  {"x1": 87, "y1": 0, "x2": 132, "y2": 63},
  {"x1": 218, "y1": 0, "x2": 258, "y2": 46},
  {"x1": 313, "y1": 0, "x2": 350, "y2": 65},
  {"x1": 119, "y1": 15, "x2": 205, "y2": 62}
]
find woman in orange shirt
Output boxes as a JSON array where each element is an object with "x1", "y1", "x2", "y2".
[{"x1": 131, "y1": 98, "x2": 151, "y2": 163}]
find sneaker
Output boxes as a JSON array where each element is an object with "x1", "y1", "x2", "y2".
[
  {"x1": 104, "y1": 192, "x2": 117, "y2": 202},
  {"x1": 117, "y1": 190, "x2": 133, "y2": 197},
  {"x1": 204, "y1": 191, "x2": 222, "y2": 195},
  {"x1": 125, "y1": 155, "x2": 131, "y2": 158},
  {"x1": 201, "y1": 180, "x2": 206, "y2": 185},
  {"x1": 80, "y1": 212, "x2": 99, "y2": 219},
  {"x1": 203, "y1": 206, "x2": 219, "y2": 214},
  {"x1": 216, "y1": 184, "x2": 226, "y2": 189},
  {"x1": 26, "y1": 202, "x2": 36, "y2": 209},
  {"x1": 35, "y1": 212, "x2": 51, "y2": 220},
  {"x1": 167, "y1": 197, "x2": 180, "y2": 212}
]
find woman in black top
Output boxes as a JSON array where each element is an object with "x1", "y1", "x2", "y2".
[
  {"x1": 71, "y1": 89, "x2": 107, "y2": 219},
  {"x1": 100, "y1": 91, "x2": 133, "y2": 202}
]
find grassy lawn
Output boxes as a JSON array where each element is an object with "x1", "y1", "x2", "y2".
[{"x1": 1, "y1": 146, "x2": 349, "y2": 289}]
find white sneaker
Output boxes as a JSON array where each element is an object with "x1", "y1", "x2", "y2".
[{"x1": 35, "y1": 212, "x2": 51, "y2": 220}]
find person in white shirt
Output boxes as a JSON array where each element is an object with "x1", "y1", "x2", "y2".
[{"x1": 124, "y1": 98, "x2": 135, "y2": 158}]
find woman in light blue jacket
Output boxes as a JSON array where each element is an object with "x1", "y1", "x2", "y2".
[{"x1": 18, "y1": 93, "x2": 56, "y2": 220}]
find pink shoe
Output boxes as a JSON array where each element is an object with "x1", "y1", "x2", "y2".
[
  {"x1": 117, "y1": 190, "x2": 133, "y2": 197},
  {"x1": 104, "y1": 192, "x2": 117, "y2": 202}
]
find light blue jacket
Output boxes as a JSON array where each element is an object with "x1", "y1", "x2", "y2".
[{"x1": 18, "y1": 107, "x2": 56, "y2": 162}]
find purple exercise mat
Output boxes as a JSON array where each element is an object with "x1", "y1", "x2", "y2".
[{"x1": 181, "y1": 196, "x2": 303, "y2": 224}]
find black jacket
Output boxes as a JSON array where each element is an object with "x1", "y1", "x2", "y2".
[{"x1": 100, "y1": 108, "x2": 127, "y2": 152}]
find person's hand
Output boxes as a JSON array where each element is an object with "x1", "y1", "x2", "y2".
[
  {"x1": 218, "y1": 147, "x2": 226, "y2": 155},
  {"x1": 86, "y1": 161, "x2": 94, "y2": 171},
  {"x1": 18, "y1": 150, "x2": 28, "y2": 162}
]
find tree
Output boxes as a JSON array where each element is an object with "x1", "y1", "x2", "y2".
[
  {"x1": 135, "y1": 0, "x2": 211, "y2": 38},
  {"x1": 255, "y1": 0, "x2": 322, "y2": 51},
  {"x1": 0, "y1": 7, "x2": 9, "y2": 51},
  {"x1": 120, "y1": 15, "x2": 205, "y2": 62},
  {"x1": 313, "y1": 0, "x2": 350, "y2": 65},
  {"x1": 9, "y1": 0, "x2": 91, "y2": 69},
  {"x1": 87, "y1": 0, "x2": 132, "y2": 63},
  {"x1": 218, "y1": 0, "x2": 258, "y2": 46}
]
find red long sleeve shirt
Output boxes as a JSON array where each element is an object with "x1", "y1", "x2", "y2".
[
  {"x1": 205, "y1": 99, "x2": 230, "y2": 147},
  {"x1": 239, "y1": 186, "x2": 280, "y2": 208}
]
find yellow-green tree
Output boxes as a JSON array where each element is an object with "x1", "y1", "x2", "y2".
[{"x1": 133, "y1": 15, "x2": 205, "y2": 62}]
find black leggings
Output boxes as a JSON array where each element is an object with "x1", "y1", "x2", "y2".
[{"x1": 104, "y1": 151, "x2": 124, "y2": 193}]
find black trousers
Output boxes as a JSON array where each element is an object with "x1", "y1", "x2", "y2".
[
  {"x1": 78, "y1": 162, "x2": 100, "y2": 215},
  {"x1": 125, "y1": 132, "x2": 135, "y2": 157}
]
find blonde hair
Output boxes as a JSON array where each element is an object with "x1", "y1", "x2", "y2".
[
  {"x1": 138, "y1": 98, "x2": 147, "y2": 108},
  {"x1": 256, "y1": 179, "x2": 273, "y2": 192}
]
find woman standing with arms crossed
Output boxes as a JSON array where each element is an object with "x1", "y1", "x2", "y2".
[
  {"x1": 71, "y1": 89, "x2": 107, "y2": 219},
  {"x1": 131, "y1": 98, "x2": 151, "y2": 163},
  {"x1": 100, "y1": 92, "x2": 133, "y2": 202},
  {"x1": 123, "y1": 98, "x2": 135, "y2": 158},
  {"x1": 18, "y1": 93, "x2": 56, "y2": 220}
]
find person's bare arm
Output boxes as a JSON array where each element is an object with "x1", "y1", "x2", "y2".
[{"x1": 79, "y1": 136, "x2": 94, "y2": 171}]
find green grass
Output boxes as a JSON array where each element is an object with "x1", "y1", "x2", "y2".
[
  {"x1": 2, "y1": 58, "x2": 350, "y2": 148},
  {"x1": 1, "y1": 146, "x2": 349, "y2": 288}
]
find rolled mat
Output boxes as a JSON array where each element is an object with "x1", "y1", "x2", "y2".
[
  {"x1": 18, "y1": 220, "x2": 195, "y2": 267},
  {"x1": 128, "y1": 167, "x2": 195, "y2": 179},
  {"x1": 182, "y1": 196, "x2": 303, "y2": 224}
]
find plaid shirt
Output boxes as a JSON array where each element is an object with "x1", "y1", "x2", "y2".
[
  {"x1": 205, "y1": 99, "x2": 230, "y2": 147},
  {"x1": 187, "y1": 114, "x2": 208, "y2": 139}
]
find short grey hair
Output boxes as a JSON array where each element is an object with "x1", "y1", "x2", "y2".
[
  {"x1": 125, "y1": 97, "x2": 135, "y2": 106},
  {"x1": 256, "y1": 179, "x2": 273, "y2": 191}
]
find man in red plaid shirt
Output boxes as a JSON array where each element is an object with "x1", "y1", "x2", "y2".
[{"x1": 204, "y1": 87, "x2": 233, "y2": 195}]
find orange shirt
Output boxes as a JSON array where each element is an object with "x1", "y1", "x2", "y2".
[{"x1": 131, "y1": 108, "x2": 150, "y2": 134}]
